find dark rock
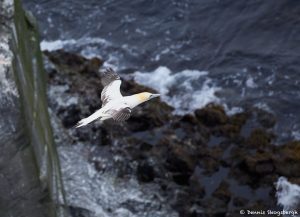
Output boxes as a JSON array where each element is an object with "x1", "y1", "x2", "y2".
[
  {"x1": 137, "y1": 162, "x2": 155, "y2": 183},
  {"x1": 232, "y1": 197, "x2": 249, "y2": 207},
  {"x1": 99, "y1": 127, "x2": 111, "y2": 146},
  {"x1": 171, "y1": 190, "x2": 195, "y2": 217},
  {"x1": 227, "y1": 146, "x2": 248, "y2": 166},
  {"x1": 189, "y1": 174, "x2": 206, "y2": 198},
  {"x1": 164, "y1": 144, "x2": 197, "y2": 185},
  {"x1": 244, "y1": 152, "x2": 274, "y2": 175},
  {"x1": 44, "y1": 49, "x2": 103, "y2": 74},
  {"x1": 201, "y1": 197, "x2": 228, "y2": 214},
  {"x1": 214, "y1": 124, "x2": 241, "y2": 139},
  {"x1": 86, "y1": 57, "x2": 103, "y2": 73},
  {"x1": 229, "y1": 112, "x2": 250, "y2": 127},
  {"x1": 244, "y1": 201, "x2": 270, "y2": 215},
  {"x1": 197, "y1": 147, "x2": 222, "y2": 175},
  {"x1": 121, "y1": 78, "x2": 156, "y2": 94},
  {"x1": 274, "y1": 141, "x2": 300, "y2": 177},
  {"x1": 180, "y1": 114, "x2": 199, "y2": 125},
  {"x1": 69, "y1": 206, "x2": 91, "y2": 217},
  {"x1": 289, "y1": 178, "x2": 300, "y2": 186},
  {"x1": 246, "y1": 129, "x2": 274, "y2": 149},
  {"x1": 139, "y1": 142, "x2": 153, "y2": 151},
  {"x1": 212, "y1": 181, "x2": 231, "y2": 205},
  {"x1": 174, "y1": 115, "x2": 211, "y2": 144},
  {"x1": 198, "y1": 156, "x2": 220, "y2": 175},
  {"x1": 213, "y1": 111, "x2": 250, "y2": 139},
  {"x1": 253, "y1": 161, "x2": 274, "y2": 174},
  {"x1": 126, "y1": 99, "x2": 174, "y2": 131},
  {"x1": 195, "y1": 104, "x2": 228, "y2": 127},
  {"x1": 256, "y1": 109, "x2": 276, "y2": 128},
  {"x1": 58, "y1": 104, "x2": 81, "y2": 128},
  {"x1": 126, "y1": 115, "x2": 158, "y2": 132}
]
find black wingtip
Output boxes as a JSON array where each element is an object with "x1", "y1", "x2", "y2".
[
  {"x1": 101, "y1": 67, "x2": 115, "y2": 74},
  {"x1": 101, "y1": 67, "x2": 121, "y2": 86},
  {"x1": 72, "y1": 121, "x2": 83, "y2": 129},
  {"x1": 72, "y1": 123, "x2": 79, "y2": 129}
]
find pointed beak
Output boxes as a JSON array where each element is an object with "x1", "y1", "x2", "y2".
[{"x1": 151, "y1": 94, "x2": 160, "y2": 99}]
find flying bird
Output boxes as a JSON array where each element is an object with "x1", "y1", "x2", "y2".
[{"x1": 75, "y1": 68, "x2": 160, "y2": 128}]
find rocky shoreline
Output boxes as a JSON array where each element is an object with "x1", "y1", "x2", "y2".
[{"x1": 44, "y1": 49, "x2": 300, "y2": 216}]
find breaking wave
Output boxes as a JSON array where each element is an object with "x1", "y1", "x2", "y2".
[
  {"x1": 58, "y1": 145, "x2": 178, "y2": 217},
  {"x1": 40, "y1": 37, "x2": 111, "y2": 52},
  {"x1": 133, "y1": 66, "x2": 221, "y2": 115},
  {"x1": 276, "y1": 177, "x2": 300, "y2": 214}
]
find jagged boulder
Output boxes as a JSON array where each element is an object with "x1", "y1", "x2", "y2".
[
  {"x1": 195, "y1": 104, "x2": 228, "y2": 127},
  {"x1": 274, "y1": 141, "x2": 300, "y2": 177}
]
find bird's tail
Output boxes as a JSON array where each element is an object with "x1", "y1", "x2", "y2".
[
  {"x1": 75, "y1": 118, "x2": 93, "y2": 128},
  {"x1": 75, "y1": 109, "x2": 105, "y2": 128}
]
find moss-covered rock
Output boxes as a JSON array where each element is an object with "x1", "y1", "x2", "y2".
[
  {"x1": 246, "y1": 128, "x2": 274, "y2": 148},
  {"x1": 164, "y1": 142, "x2": 198, "y2": 185},
  {"x1": 194, "y1": 104, "x2": 228, "y2": 127},
  {"x1": 121, "y1": 78, "x2": 157, "y2": 95},
  {"x1": 274, "y1": 141, "x2": 300, "y2": 177},
  {"x1": 136, "y1": 161, "x2": 155, "y2": 183},
  {"x1": 229, "y1": 111, "x2": 250, "y2": 128},
  {"x1": 212, "y1": 181, "x2": 231, "y2": 204},
  {"x1": 214, "y1": 124, "x2": 241, "y2": 138},
  {"x1": 244, "y1": 152, "x2": 274, "y2": 175},
  {"x1": 232, "y1": 197, "x2": 249, "y2": 207},
  {"x1": 126, "y1": 97, "x2": 174, "y2": 132},
  {"x1": 255, "y1": 108, "x2": 276, "y2": 128},
  {"x1": 44, "y1": 49, "x2": 103, "y2": 75}
]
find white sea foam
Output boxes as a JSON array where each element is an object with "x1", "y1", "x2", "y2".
[
  {"x1": 254, "y1": 102, "x2": 273, "y2": 113},
  {"x1": 48, "y1": 85, "x2": 79, "y2": 108},
  {"x1": 246, "y1": 76, "x2": 257, "y2": 88},
  {"x1": 276, "y1": 177, "x2": 300, "y2": 213},
  {"x1": 102, "y1": 54, "x2": 120, "y2": 71},
  {"x1": 292, "y1": 131, "x2": 300, "y2": 140},
  {"x1": 0, "y1": 61, "x2": 18, "y2": 99},
  {"x1": 135, "y1": 28, "x2": 147, "y2": 36},
  {"x1": 133, "y1": 66, "x2": 221, "y2": 114},
  {"x1": 58, "y1": 144, "x2": 178, "y2": 217},
  {"x1": 151, "y1": 40, "x2": 191, "y2": 62},
  {"x1": 40, "y1": 37, "x2": 111, "y2": 52},
  {"x1": 41, "y1": 39, "x2": 76, "y2": 51},
  {"x1": 41, "y1": 37, "x2": 126, "y2": 69},
  {"x1": 224, "y1": 106, "x2": 244, "y2": 115}
]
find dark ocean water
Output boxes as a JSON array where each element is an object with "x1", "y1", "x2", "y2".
[{"x1": 23, "y1": 0, "x2": 300, "y2": 143}]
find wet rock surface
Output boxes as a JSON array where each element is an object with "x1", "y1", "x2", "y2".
[{"x1": 44, "y1": 50, "x2": 300, "y2": 217}]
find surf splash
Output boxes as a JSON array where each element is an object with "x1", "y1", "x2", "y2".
[
  {"x1": 133, "y1": 66, "x2": 221, "y2": 115},
  {"x1": 276, "y1": 177, "x2": 300, "y2": 214}
]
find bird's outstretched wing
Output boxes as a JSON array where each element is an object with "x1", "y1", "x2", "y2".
[
  {"x1": 109, "y1": 107, "x2": 131, "y2": 122},
  {"x1": 101, "y1": 68, "x2": 122, "y2": 106}
]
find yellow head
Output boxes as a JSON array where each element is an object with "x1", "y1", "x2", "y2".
[{"x1": 136, "y1": 92, "x2": 160, "y2": 103}]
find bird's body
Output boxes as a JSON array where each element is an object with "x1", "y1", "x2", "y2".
[{"x1": 75, "y1": 68, "x2": 160, "y2": 128}]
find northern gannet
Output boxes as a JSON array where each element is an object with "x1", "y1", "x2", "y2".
[{"x1": 75, "y1": 68, "x2": 160, "y2": 128}]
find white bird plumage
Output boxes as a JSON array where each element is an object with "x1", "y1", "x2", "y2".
[{"x1": 75, "y1": 68, "x2": 160, "y2": 128}]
